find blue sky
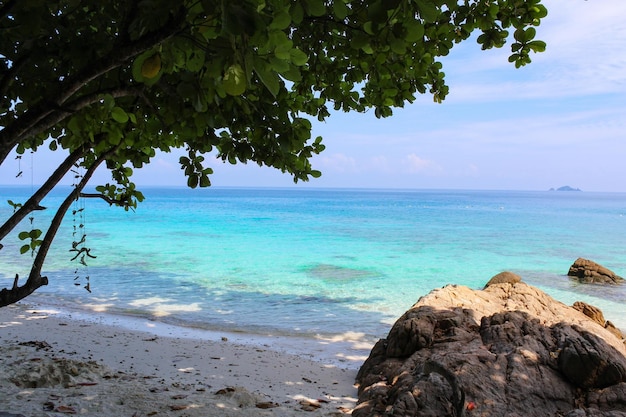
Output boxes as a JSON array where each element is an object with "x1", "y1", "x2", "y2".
[{"x1": 2, "y1": 0, "x2": 625, "y2": 191}]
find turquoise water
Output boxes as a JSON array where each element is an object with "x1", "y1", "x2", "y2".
[{"x1": 1, "y1": 186, "x2": 625, "y2": 343}]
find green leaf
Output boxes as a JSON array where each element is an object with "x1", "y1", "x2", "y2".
[
  {"x1": 111, "y1": 107, "x2": 129, "y2": 123},
  {"x1": 186, "y1": 50, "x2": 205, "y2": 72},
  {"x1": 488, "y1": 4, "x2": 499, "y2": 18},
  {"x1": 280, "y1": 66, "x2": 302, "y2": 82},
  {"x1": 290, "y1": 2, "x2": 304, "y2": 23},
  {"x1": 367, "y1": 0, "x2": 387, "y2": 24},
  {"x1": 351, "y1": 32, "x2": 370, "y2": 50},
  {"x1": 254, "y1": 59, "x2": 281, "y2": 97},
  {"x1": 20, "y1": 244, "x2": 30, "y2": 254},
  {"x1": 187, "y1": 175, "x2": 199, "y2": 188},
  {"x1": 404, "y1": 22, "x2": 425, "y2": 42},
  {"x1": 515, "y1": 27, "x2": 536, "y2": 43},
  {"x1": 289, "y1": 48, "x2": 308, "y2": 66},
  {"x1": 270, "y1": 10, "x2": 291, "y2": 30},
  {"x1": 103, "y1": 94, "x2": 115, "y2": 110},
  {"x1": 527, "y1": 40, "x2": 546, "y2": 53},
  {"x1": 199, "y1": 174, "x2": 211, "y2": 187},
  {"x1": 416, "y1": 0, "x2": 439, "y2": 23},
  {"x1": 269, "y1": 56, "x2": 290, "y2": 72},
  {"x1": 67, "y1": 116, "x2": 81, "y2": 135},
  {"x1": 390, "y1": 36, "x2": 406, "y2": 54},
  {"x1": 274, "y1": 38, "x2": 294, "y2": 60},
  {"x1": 18, "y1": 231, "x2": 30, "y2": 240},
  {"x1": 131, "y1": 53, "x2": 147, "y2": 82},
  {"x1": 304, "y1": 0, "x2": 325, "y2": 16},
  {"x1": 530, "y1": 5, "x2": 548, "y2": 19},
  {"x1": 361, "y1": 44, "x2": 374, "y2": 54},
  {"x1": 333, "y1": 1, "x2": 348, "y2": 20}
]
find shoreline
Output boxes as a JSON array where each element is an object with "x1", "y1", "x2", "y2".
[
  {"x1": 17, "y1": 298, "x2": 375, "y2": 369},
  {"x1": 1, "y1": 301, "x2": 367, "y2": 416}
]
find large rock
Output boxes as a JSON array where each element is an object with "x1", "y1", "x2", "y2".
[
  {"x1": 568, "y1": 258, "x2": 625, "y2": 284},
  {"x1": 354, "y1": 274, "x2": 626, "y2": 417}
]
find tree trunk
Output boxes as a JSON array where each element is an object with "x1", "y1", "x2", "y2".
[
  {"x1": 0, "y1": 150, "x2": 109, "y2": 307},
  {"x1": 0, "y1": 147, "x2": 86, "y2": 242}
]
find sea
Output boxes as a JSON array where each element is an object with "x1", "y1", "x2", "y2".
[{"x1": 1, "y1": 186, "x2": 625, "y2": 360}]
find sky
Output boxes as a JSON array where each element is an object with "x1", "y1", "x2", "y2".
[{"x1": 2, "y1": 0, "x2": 626, "y2": 192}]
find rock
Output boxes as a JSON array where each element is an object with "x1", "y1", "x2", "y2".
[
  {"x1": 573, "y1": 301, "x2": 625, "y2": 340},
  {"x1": 556, "y1": 323, "x2": 626, "y2": 388},
  {"x1": 483, "y1": 271, "x2": 521, "y2": 288},
  {"x1": 568, "y1": 258, "x2": 625, "y2": 284},
  {"x1": 565, "y1": 409, "x2": 626, "y2": 417},
  {"x1": 573, "y1": 301, "x2": 607, "y2": 325},
  {"x1": 355, "y1": 277, "x2": 626, "y2": 417}
]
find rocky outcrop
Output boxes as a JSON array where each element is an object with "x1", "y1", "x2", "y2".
[
  {"x1": 568, "y1": 258, "x2": 625, "y2": 284},
  {"x1": 354, "y1": 274, "x2": 626, "y2": 417}
]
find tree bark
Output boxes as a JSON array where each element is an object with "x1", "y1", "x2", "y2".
[
  {"x1": 0, "y1": 147, "x2": 87, "y2": 242},
  {"x1": 0, "y1": 148, "x2": 112, "y2": 307}
]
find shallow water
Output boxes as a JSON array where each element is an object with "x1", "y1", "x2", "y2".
[{"x1": 1, "y1": 186, "x2": 625, "y2": 346}]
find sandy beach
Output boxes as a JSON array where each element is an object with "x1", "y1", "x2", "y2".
[{"x1": 0, "y1": 302, "x2": 372, "y2": 416}]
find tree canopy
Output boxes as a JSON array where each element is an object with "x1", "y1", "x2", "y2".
[{"x1": 0, "y1": 0, "x2": 547, "y2": 306}]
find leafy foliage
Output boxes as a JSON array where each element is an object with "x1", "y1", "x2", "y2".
[
  {"x1": 1, "y1": 0, "x2": 547, "y2": 186},
  {"x1": 0, "y1": 0, "x2": 547, "y2": 306},
  {"x1": 18, "y1": 229, "x2": 43, "y2": 255}
]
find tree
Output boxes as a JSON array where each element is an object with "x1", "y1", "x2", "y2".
[{"x1": 0, "y1": 0, "x2": 547, "y2": 307}]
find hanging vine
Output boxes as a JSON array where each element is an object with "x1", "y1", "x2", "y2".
[
  {"x1": 12, "y1": 151, "x2": 44, "y2": 256},
  {"x1": 69, "y1": 160, "x2": 95, "y2": 293}
]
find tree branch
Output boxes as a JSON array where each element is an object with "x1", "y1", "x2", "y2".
[
  {"x1": 0, "y1": 146, "x2": 87, "y2": 243},
  {"x1": 16, "y1": 86, "x2": 144, "y2": 144},
  {"x1": 0, "y1": 7, "x2": 186, "y2": 165},
  {"x1": 0, "y1": 147, "x2": 116, "y2": 307},
  {"x1": 79, "y1": 192, "x2": 134, "y2": 208}
]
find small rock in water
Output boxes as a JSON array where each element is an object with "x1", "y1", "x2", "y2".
[{"x1": 567, "y1": 258, "x2": 625, "y2": 284}]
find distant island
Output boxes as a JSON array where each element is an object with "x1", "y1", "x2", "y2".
[{"x1": 549, "y1": 186, "x2": 582, "y2": 191}]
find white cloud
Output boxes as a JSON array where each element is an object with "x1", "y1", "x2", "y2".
[
  {"x1": 369, "y1": 155, "x2": 391, "y2": 172},
  {"x1": 403, "y1": 154, "x2": 442, "y2": 175},
  {"x1": 317, "y1": 153, "x2": 359, "y2": 173},
  {"x1": 440, "y1": 0, "x2": 626, "y2": 102},
  {"x1": 152, "y1": 156, "x2": 179, "y2": 169}
]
